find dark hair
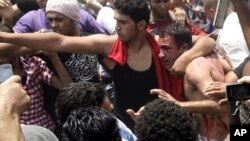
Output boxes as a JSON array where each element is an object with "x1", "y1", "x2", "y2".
[
  {"x1": 55, "y1": 82, "x2": 106, "y2": 123},
  {"x1": 62, "y1": 106, "x2": 121, "y2": 141},
  {"x1": 164, "y1": 23, "x2": 192, "y2": 49},
  {"x1": 135, "y1": 99, "x2": 197, "y2": 141},
  {"x1": 16, "y1": 0, "x2": 39, "y2": 13},
  {"x1": 114, "y1": 0, "x2": 150, "y2": 26}
]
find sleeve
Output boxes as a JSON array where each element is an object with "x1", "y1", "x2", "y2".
[
  {"x1": 233, "y1": 56, "x2": 250, "y2": 79},
  {"x1": 96, "y1": 7, "x2": 116, "y2": 35},
  {"x1": 79, "y1": 10, "x2": 108, "y2": 34},
  {"x1": 13, "y1": 11, "x2": 36, "y2": 33}
]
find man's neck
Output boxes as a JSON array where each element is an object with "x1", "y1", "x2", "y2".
[
  {"x1": 126, "y1": 32, "x2": 149, "y2": 52},
  {"x1": 69, "y1": 27, "x2": 81, "y2": 36}
]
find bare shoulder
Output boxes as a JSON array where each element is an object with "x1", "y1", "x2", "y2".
[
  {"x1": 185, "y1": 57, "x2": 214, "y2": 79},
  {"x1": 186, "y1": 57, "x2": 210, "y2": 72}
]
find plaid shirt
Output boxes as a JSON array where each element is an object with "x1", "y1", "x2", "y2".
[{"x1": 20, "y1": 56, "x2": 55, "y2": 131}]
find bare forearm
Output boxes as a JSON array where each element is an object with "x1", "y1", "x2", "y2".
[
  {"x1": 0, "y1": 111, "x2": 25, "y2": 141},
  {"x1": 0, "y1": 32, "x2": 112, "y2": 55},
  {"x1": 189, "y1": 36, "x2": 215, "y2": 59},
  {"x1": 231, "y1": 0, "x2": 250, "y2": 50},
  {"x1": 0, "y1": 32, "x2": 65, "y2": 52},
  {"x1": 0, "y1": 43, "x2": 36, "y2": 57},
  {"x1": 179, "y1": 100, "x2": 227, "y2": 115},
  {"x1": 49, "y1": 54, "x2": 72, "y2": 89}
]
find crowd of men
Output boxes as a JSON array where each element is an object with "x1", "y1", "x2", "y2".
[{"x1": 0, "y1": 0, "x2": 250, "y2": 141}]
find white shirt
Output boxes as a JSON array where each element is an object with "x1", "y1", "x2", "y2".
[
  {"x1": 96, "y1": 3, "x2": 116, "y2": 34},
  {"x1": 217, "y1": 12, "x2": 250, "y2": 69}
]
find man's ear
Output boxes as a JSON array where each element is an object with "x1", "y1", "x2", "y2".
[
  {"x1": 180, "y1": 43, "x2": 189, "y2": 51},
  {"x1": 137, "y1": 20, "x2": 147, "y2": 30}
]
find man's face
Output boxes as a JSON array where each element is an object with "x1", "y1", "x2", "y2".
[
  {"x1": 159, "y1": 35, "x2": 183, "y2": 69},
  {"x1": 114, "y1": 10, "x2": 139, "y2": 43},
  {"x1": 149, "y1": 0, "x2": 171, "y2": 19},
  {"x1": 47, "y1": 12, "x2": 76, "y2": 36},
  {"x1": 36, "y1": 0, "x2": 47, "y2": 10}
]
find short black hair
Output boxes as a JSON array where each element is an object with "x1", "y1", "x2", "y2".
[
  {"x1": 164, "y1": 23, "x2": 192, "y2": 49},
  {"x1": 114, "y1": 0, "x2": 150, "y2": 26},
  {"x1": 135, "y1": 99, "x2": 197, "y2": 141},
  {"x1": 62, "y1": 106, "x2": 121, "y2": 141},
  {"x1": 55, "y1": 81, "x2": 106, "y2": 123},
  {"x1": 16, "y1": 0, "x2": 39, "y2": 13}
]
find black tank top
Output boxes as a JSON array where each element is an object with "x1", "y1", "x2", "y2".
[{"x1": 110, "y1": 59, "x2": 158, "y2": 130}]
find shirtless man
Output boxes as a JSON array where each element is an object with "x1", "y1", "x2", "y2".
[
  {"x1": 152, "y1": 23, "x2": 229, "y2": 140},
  {"x1": 0, "y1": 0, "x2": 215, "y2": 129}
]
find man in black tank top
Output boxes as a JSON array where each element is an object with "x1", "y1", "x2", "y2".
[
  {"x1": 111, "y1": 59, "x2": 158, "y2": 129},
  {"x1": 0, "y1": 0, "x2": 216, "y2": 131}
]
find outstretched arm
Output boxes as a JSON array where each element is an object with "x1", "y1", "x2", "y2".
[
  {"x1": 0, "y1": 32, "x2": 115, "y2": 55},
  {"x1": 0, "y1": 43, "x2": 37, "y2": 59},
  {"x1": 171, "y1": 35, "x2": 215, "y2": 74},
  {"x1": 231, "y1": 0, "x2": 250, "y2": 50},
  {"x1": 150, "y1": 89, "x2": 229, "y2": 115}
]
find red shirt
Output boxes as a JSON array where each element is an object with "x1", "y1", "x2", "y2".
[{"x1": 20, "y1": 56, "x2": 55, "y2": 131}]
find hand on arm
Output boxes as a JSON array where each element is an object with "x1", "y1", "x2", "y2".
[
  {"x1": 184, "y1": 61, "x2": 229, "y2": 114},
  {"x1": 170, "y1": 35, "x2": 215, "y2": 74},
  {"x1": 204, "y1": 82, "x2": 227, "y2": 100}
]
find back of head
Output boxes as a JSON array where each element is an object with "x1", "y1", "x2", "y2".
[
  {"x1": 114, "y1": 0, "x2": 150, "y2": 26},
  {"x1": 16, "y1": 0, "x2": 39, "y2": 13},
  {"x1": 56, "y1": 82, "x2": 106, "y2": 123},
  {"x1": 62, "y1": 106, "x2": 121, "y2": 141},
  {"x1": 165, "y1": 23, "x2": 192, "y2": 48},
  {"x1": 46, "y1": 0, "x2": 80, "y2": 21},
  {"x1": 134, "y1": 99, "x2": 197, "y2": 141}
]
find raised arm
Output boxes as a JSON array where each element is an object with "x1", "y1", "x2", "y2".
[
  {"x1": 0, "y1": 75, "x2": 30, "y2": 141},
  {"x1": 171, "y1": 35, "x2": 215, "y2": 74},
  {"x1": 231, "y1": 0, "x2": 250, "y2": 50},
  {"x1": 0, "y1": 32, "x2": 115, "y2": 55}
]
